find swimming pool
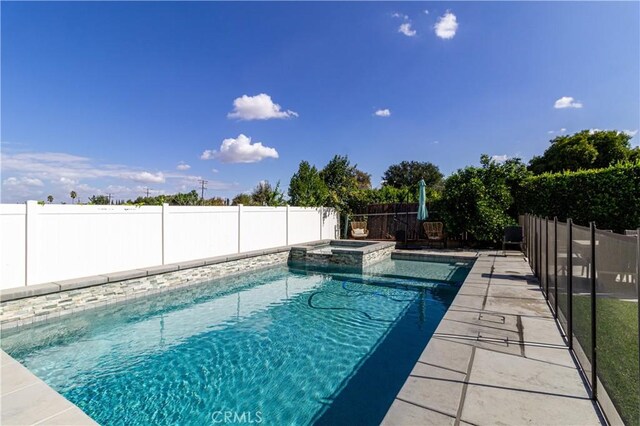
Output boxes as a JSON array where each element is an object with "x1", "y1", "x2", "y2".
[{"x1": 1, "y1": 258, "x2": 471, "y2": 425}]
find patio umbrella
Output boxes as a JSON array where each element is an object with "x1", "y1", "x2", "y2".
[{"x1": 417, "y1": 179, "x2": 428, "y2": 221}]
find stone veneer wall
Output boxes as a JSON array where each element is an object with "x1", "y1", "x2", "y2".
[
  {"x1": 362, "y1": 245, "x2": 395, "y2": 267},
  {"x1": 289, "y1": 242, "x2": 395, "y2": 269},
  {"x1": 0, "y1": 252, "x2": 289, "y2": 331}
]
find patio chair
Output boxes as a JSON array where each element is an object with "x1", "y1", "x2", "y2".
[
  {"x1": 423, "y1": 222, "x2": 446, "y2": 248},
  {"x1": 350, "y1": 221, "x2": 369, "y2": 239},
  {"x1": 503, "y1": 226, "x2": 523, "y2": 251}
]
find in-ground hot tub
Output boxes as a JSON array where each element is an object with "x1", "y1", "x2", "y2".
[{"x1": 289, "y1": 240, "x2": 395, "y2": 270}]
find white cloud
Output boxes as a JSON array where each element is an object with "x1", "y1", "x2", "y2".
[
  {"x1": 392, "y1": 12, "x2": 409, "y2": 20},
  {"x1": 200, "y1": 150, "x2": 215, "y2": 160},
  {"x1": 623, "y1": 129, "x2": 638, "y2": 137},
  {"x1": 548, "y1": 130, "x2": 555, "y2": 134},
  {"x1": 554, "y1": 96, "x2": 583, "y2": 109},
  {"x1": 0, "y1": 149, "x2": 237, "y2": 203},
  {"x1": 3, "y1": 176, "x2": 43, "y2": 187},
  {"x1": 211, "y1": 168, "x2": 219, "y2": 173},
  {"x1": 227, "y1": 93, "x2": 298, "y2": 121},
  {"x1": 434, "y1": 11, "x2": 458, "y2": 39},
  {"x1": 491, "y1": 155, "x2": 509, "y2": 163},
  {"x1": 125, "y1": 172, "x2": 166, "y2": 184},
  {"x1": 398, "y1": 23, "x2": 416, "y2": 37},
  {"x1": 374, "y1": 108, "x2": 391, "y2": 117},
  {"x1": 176, "y1": 162, "x2": 191, "y2": 171},
  {"x1": 201, "y1": 134, "x2": 279, "y2": 164},
  {"x1": 424, "y1": 9, "x2": 429, "y2": 15},
  {"x1": 432, "y1": 141, "x2": 439, "y2": 144},
  {"x1": 560, "y1": 128, "x2": 567, "y2": 132}
]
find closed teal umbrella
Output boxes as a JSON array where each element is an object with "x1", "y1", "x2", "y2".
[{"x1": 417, "y1": 179, "x2": 428, "y2": 220}]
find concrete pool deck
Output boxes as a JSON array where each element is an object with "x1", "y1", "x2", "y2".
[
  {"x1": 1, "y1": 350, "x2": 96, "y2": 425},
  {"x1": 383, "y1": 250, "x2": 604, "y2": 425}
]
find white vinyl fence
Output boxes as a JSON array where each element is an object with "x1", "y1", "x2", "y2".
[{"x1": 0, "y1": 202, "x2": 339, "y2": 290}]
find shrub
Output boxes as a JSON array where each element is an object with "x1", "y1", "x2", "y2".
[
  {"x1": 441, "y1": 155, "x2": 526, "y2": 243},
  {"x1": 519, "y1": 161, "x2": 640, "y2": 231}
]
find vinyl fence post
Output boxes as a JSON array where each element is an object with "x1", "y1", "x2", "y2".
[
  {"x1": 237, "y1": 204, "x2": 243, "y2": 253},
  {"x1": 567, "y1": 218, "x2": 573, "y2": 349},
  {"x1": 590, "y1": 221, "x2": 597, "y2": 400},
  {"x1": 25, "y1": 200, "x2": 39, "y2": 286},
  {"x1": 319, "y1": 206, "x2": 323, "y2": 240},
  {"x1": 162, "y1": 203, "x2": 168, "y2": 265},
  {"x1": 285, "y1": 205, "x2": 290, "y2": 246}
]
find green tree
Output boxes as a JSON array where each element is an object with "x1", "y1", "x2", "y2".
[
  {"x1": 288, "y1": 161, "x2": 329, "y2": 206},
  {"x1": 89, "y1": 195, "x2": 110, "y2": 205},
  {"x1": 251, "y1": 181, "x2": 285, "y2": 206},
  {"x1": 204, "y1": 197, "x2": 226, "y2": 206},
  {"x1": 382, "y1": 161, "x2": 443, "y2": 189},
  {"x1": 170, "y1": 190, "x2": 200, "y2": 206},
  {"x1": 47, "y1": 195, "x2": 53, "y2": 204},
  {"x1": 319, "y1": 155, "x2": 360, "y2": 212},
  {"x1": 232, "y1": 193, "x2": 253, "y2": 206},
  {"x1": 355, "y1": 169, "x2": 372, "y2": 190},
  {"x1": 529, "y1": 130, "x2": 635, "y2": 174},
  {"x1": 441, "y1": 155, "x2": 524, "y2": 243},
  {"x1": 70, "y1": 191, "x2": 77, "y2": 204}
]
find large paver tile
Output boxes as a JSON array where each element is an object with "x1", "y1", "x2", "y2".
[
  {"x1": 37, "y1": 407, "x2": 97, "y2": 425},
  {"x1": 396, "y1": 363, "x2": 466, "y2": 418},
  {"x1": 521, "y1": 316, "x2": 566, "y2": 346},
  {"x1": 1, "y1": 359, "x2": 40, "y2": 396},
  {"x1": 483, "y1": 295, "x2": 553, "y2": 318},
  {"x1": 523, "y1": 346, "x2": 577, "y2": 370},
  {"x1": 450, "y1": 294, "x2": 485, "y2": 310},
  {"x1": 1, "y1": 382, "x2": 76, "y2": 425},
  {"x1": 487, "y1": 283, "x2": 544, "y2": 300},
  {"x1": 382, "y1": 398, "x2": 456, "y2": 426},
  {"x1": 1, "y1": 350, "x2": 18, "y2": 367},
  {"x1": 469, "y1": 348, "x2": 590, "y2": 398},
  {"x1": 461, "y1": 380, "x2": 600, "y2": 426},
  {"x1": 418, "y1": 337, "x2": 473, "y2": 374}
]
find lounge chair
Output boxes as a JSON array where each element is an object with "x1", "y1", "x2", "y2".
[
  {"x1": 350, "y1": 221, "x2": 369, "y2": 239},
  {"x1": 423, "y1": 222, "x2": 446, "y2": 248},
  {"x1": 503, "y1": 226, "x2": 523, "y2": 251}
]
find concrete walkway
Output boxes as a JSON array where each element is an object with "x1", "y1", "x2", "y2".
[{"x1": 383, "y1": 251, "x2": 603, "y2": 426}]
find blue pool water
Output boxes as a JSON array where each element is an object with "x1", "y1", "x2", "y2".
[{"x1": 1, "y1": 258, "x2": 471, "y2": 425}]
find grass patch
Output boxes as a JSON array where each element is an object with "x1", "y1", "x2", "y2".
[{"x1": 573, "y1": 295, "x2": 639, "y2": 425}]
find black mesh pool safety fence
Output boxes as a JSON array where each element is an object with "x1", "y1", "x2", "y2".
[{"x1": 524, "y1": 214, "x2": 639, "y2": 425}]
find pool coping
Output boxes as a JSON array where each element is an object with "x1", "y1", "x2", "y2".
[
  {"x1": 382, "y1": 250, "x2": 603, "y2": 425},
  {"x1": 1, "y1": 350, "x2": 97, "y2": 425}
]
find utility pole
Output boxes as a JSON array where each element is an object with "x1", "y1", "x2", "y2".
[
  {"x1": 198, "y1": 179, "x2": 208, "y2": 204},
  {"x1": 144, "y1": 187, "x2": 150, "y2": 198}
]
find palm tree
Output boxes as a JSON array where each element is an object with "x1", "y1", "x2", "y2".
[
  {"x1": 47, "y1": 195, "x2": 53, "y2": 204},
  {"x1": 70, "y1": 191, "x2": 77, "y2": 204}
]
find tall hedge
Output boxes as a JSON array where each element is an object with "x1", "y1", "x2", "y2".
[{"x1": 520, "y1": 162, "x2": 640, "y2": 231}]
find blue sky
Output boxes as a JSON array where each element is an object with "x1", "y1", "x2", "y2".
[{"x1": 1, "y1": 1, "x2": 638, "y2": 203}]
